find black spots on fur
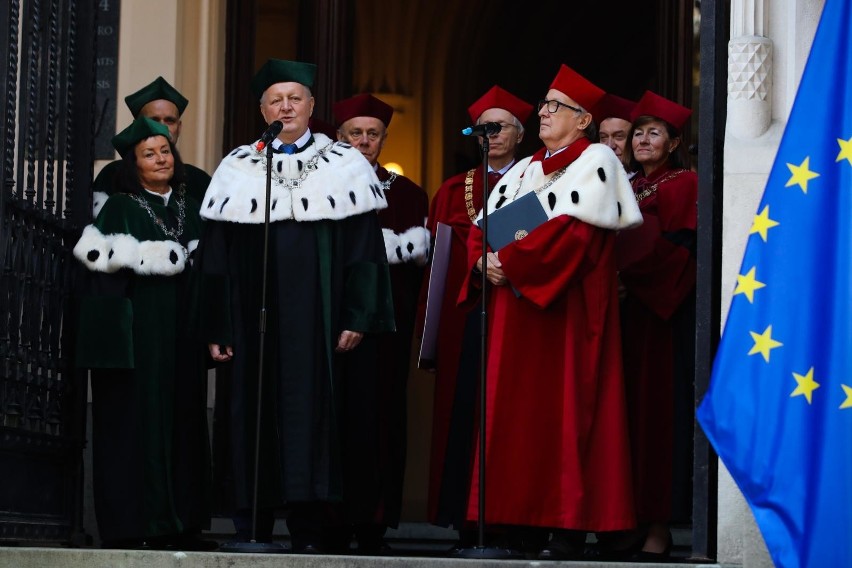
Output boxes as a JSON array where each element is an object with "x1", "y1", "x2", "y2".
[
  {"x1": 108, "y1": 249, "x2": 114, "y2": 259},
  {"x1": 277, "y1": 161, "x2": 283, "y2": 173},
  {"x1": 207, "y1": 198, "x2": 215, "y2": 209},
  {"x1": 498, "y1": 185, "x2": 507, "y2": 194},
  {"x1": 169, "y1": 250, "x2": 179, "y2": 265},
  {"x1": 297, "y1": 160, "x2": 304, "y2": 171},
  {"x1": 407, "y1": 242, "x2": 414, "y2": 253},
  {"x1": 375, "y1": 184, "x2": 384, "y2": 199},
  {"x1": 321, "y1": 155, "x2": 330, "y2": 163},
  {"x1": 548, "y1": 192, "x2": 557, "y2": 210},
  {"x1": 236, "y1": 151, "x2": 249, "y2": 159},
  {"x1": 328, "y1": 196, "x2": 336, "y2": 208},
  {"x1": 369, "y1": 185, "x2": 378, "y2": 199},
  {"x1": 219, "y1": 197, "x2": 230, "y2": 214},
  {"x1": 272, "y1": 199, "x2": 278, "y2": 211},
  {"x1": 229, "y1": 149, "x2": 239, "y2": 157},
  {"x1": 339, "y1": 142, "x2": 352, "y2": 149},
  {"x1": 87, "y1": 250, "x2": 99, "y2": 262},
  {"x1": 349, "y1": 191, "x2": 357, "y2": 205},
  {"x1": 597, "y1": 167, "x2": 606, "y2": 182},
  {"x1": 395, "y1": 246, "x2": 404, "y2": 261},
  {"x1": 571, "y1": 191, "x2": 580, "y2": 204},
  {"x1": 302, "y1": 197, "x2": 309, "y2": 211},
  {"x1": 330, "y1": 149, "x2": 343, "y2": 157},
  {"x1": 251, "y1": 158, "x2": 260, "y2": 164},
  {"x1": 495, "y1": 196, "x2": 507, "y2": 209},
  {"x1": 250, "y1": 199, "x2": 258, "y2": 213},
  {"x1": 617, "y1": 202, "x2": 622, "y2": 217}
]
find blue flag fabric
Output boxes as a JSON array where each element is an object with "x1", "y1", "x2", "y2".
[{"x1": 697, "y1": 1, "x2": 852, "y2": 566}]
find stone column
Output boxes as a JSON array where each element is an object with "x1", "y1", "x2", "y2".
[{"x1": 728, "y1": 0, "x2": 772, "y2": 138}]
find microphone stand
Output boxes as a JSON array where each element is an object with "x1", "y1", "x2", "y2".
[
  {"x1": 220, "y1": 141, "x2": 286, "y2": 554},
  {"x1": 452, "y1": 136, "x2": 522, "y2": 560}
]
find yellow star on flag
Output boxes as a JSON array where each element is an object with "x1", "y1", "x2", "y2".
[
  {"x1": 749, "y1": 205, "x2": 780, "y2": 242},
  {"x1": 785, "y1": 157, "x2": 820, "y2": 194},
  {"x1": 841, "y1": 385, "x2": 852, "y2": 410},
  {"x1": 791, "y1": 367, "x2": 820, "y2": 404},
  {"x1": 748, "y1": 325, "x2": 783, "y2": 363},
  {"x1": 734, "y1": 266, "x2": 766, "y2": 303},
  {"x1": 837, "y1": 137, "x2": 852, "y2": 166}
]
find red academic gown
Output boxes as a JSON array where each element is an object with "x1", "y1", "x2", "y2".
[
  {"x1": 459, "y1": 147, "x2": 635, "y2": 531},
  {"x1": 617, "y1": 165, "x2": 697, "y2": 523},
  {"x1": 417, "y1": 165, "x2": 492, "y2": 526}
]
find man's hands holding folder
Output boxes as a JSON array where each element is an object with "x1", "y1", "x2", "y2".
[{"x1": 475, "y1": 251, "x2": 508, "y2": 287}]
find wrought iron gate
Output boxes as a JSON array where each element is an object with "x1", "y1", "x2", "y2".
[{"x1": 0, "y1": 0, "x2": 96, "y2": 545}]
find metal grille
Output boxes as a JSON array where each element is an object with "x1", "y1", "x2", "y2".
[{"x1": 0, "y1": 0, "x2": 95, "y2": 545}]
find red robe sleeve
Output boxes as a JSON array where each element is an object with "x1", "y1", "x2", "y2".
[
  {"x1": 459, "y1": 215, "x2": 607, "y2": 310},
  {"x1": 619, "y1": 170, "x2": 697, "y2": 320}
]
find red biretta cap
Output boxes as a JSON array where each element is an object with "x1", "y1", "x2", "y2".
[
  {"x1": 548, "y1": 64, "x2": 606, "y2": 111},
  {"x1": 592, "y1": 93, "x2": 636, "y2": 123},
  {"x1": 467, "y1": 85, "x2": 534, "y2": 124},
  {"x1": 630, "y1": 90, "x2": 692, "y2": 131},
  {"x1": 332, "y1": 93, "x2": 394, "y2": 127}
]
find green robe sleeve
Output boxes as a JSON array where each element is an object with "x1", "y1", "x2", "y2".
[{"x1": 343, "y1": 260, "x2": 395, "y2": 333}]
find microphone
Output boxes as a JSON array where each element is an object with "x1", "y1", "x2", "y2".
[
  {"x1": 255, "y1": 120, "x2": 284, "y2": 151},
  {"x1": 461, "y1": 122, "x2": 502, "y2": 136}
]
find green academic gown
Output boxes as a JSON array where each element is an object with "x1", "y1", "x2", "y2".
[{"x1": 73, "y1": 188, "x2": 209, "y2": 544}]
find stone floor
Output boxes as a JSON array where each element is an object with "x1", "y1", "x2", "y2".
[{"x1": 0, "y1": 547, "x2": 726, "y2": 568}]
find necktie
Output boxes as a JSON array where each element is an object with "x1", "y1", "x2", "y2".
[
  {"x1": 487, "y1": 171, "x2": 501, "y2": 190},
  {"x1": 283, "y1": 143, "x2": 296, "y2": 155}
]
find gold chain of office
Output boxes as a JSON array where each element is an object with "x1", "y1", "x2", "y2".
[
  {"x1": 633, "y1": 169, "x2": 689, "y2": 203},
  {"x1": 464, "y1": 168, "x2": 478, "y2": 222},
  {"x1": 129, "y1": 185, "x2": 187, "y2": 242},
  {"x1": 257, "y1": 141, "x2": 335, "y2": 190}
]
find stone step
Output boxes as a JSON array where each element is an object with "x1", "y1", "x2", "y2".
[{"x1": 0, "y1": 547, "x2": 725, "y2": 568}]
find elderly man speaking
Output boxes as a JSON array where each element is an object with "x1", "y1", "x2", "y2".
[{"x1": 197, "y1": 58, "x2": 395, "y2": 553}]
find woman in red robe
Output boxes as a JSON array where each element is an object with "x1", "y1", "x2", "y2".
[
  {"x1": 617, "y1": 90, "x2": 697, "y2": 561},
  {"x1": 459, "y1": 65, "x2": 641, "y2": 560}
]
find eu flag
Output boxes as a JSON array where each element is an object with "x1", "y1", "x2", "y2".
[{"x1": 697, "y1": 1, "x2": 852, "y2": 566}]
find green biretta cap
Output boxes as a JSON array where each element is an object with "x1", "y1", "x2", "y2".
[
  {"x1": 250, "y1": 59, "x2": 317, "y2": 100},
  {"x1": 111, "y1": 116, "x2": 171, "y2": 157},
  {"x1": 124, "y1": 76, "x2": 189, "y2": 117}
]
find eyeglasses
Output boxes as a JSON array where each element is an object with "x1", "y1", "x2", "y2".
[{"x1": 537, "y1": 99, "x2": 583, "y2": 114}]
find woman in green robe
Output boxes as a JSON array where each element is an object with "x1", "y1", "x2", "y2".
[{"x1": 73, "y1": 117, "x2": 212, "y2": 549}]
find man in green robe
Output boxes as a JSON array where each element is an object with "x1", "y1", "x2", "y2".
[
  {"x1": 92, "y1": 76, "x2": 211, "y2": 215},
  {"x1": 197, "y1": 58, "x2": 395, "y2": 552}
]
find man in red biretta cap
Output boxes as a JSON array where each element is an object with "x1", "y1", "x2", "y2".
[
  {"x1": 458, "y1": 65, "x2": 642, "y2": 560},
  {"x1": 331, "y1": 93, "x2": 429, "y2": 554},
  {"x1": 416, "y1": 85, "x2": 533, "y2": 547},
  {"x1": 593, "y1": 93, "x2": 637, "y2": 173}
]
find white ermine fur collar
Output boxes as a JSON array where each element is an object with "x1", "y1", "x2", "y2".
[
  {"x1": 92, "y1": 191, "x2": 108, "y2": 218},
  {"x1": 201, "y1": 133, "x2": 388, "y2": 223},
  {"x1": 478, "y1": 144, "x2": 642, "y2": 231},
  {"x1": 382, "y1": 226, "x2": 430, "y2": 265},
  {"x1": 73, "y1": 225, "x2": 198, "y2": 276}
]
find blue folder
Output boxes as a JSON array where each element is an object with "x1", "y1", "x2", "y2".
[{"x1": 477, "y1": 190, "x2": 548, "y2": 251}]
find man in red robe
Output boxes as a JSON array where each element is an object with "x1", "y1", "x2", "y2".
[
  {"x1": 333, "y1": 93, "x2": 430, "y2": 553},
  {"x1": 460, "y1": 66, "x2": 641, "y2": 560},
  {"x1": 418, "y1": 86, "x2": 533, "y2": 539}
]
